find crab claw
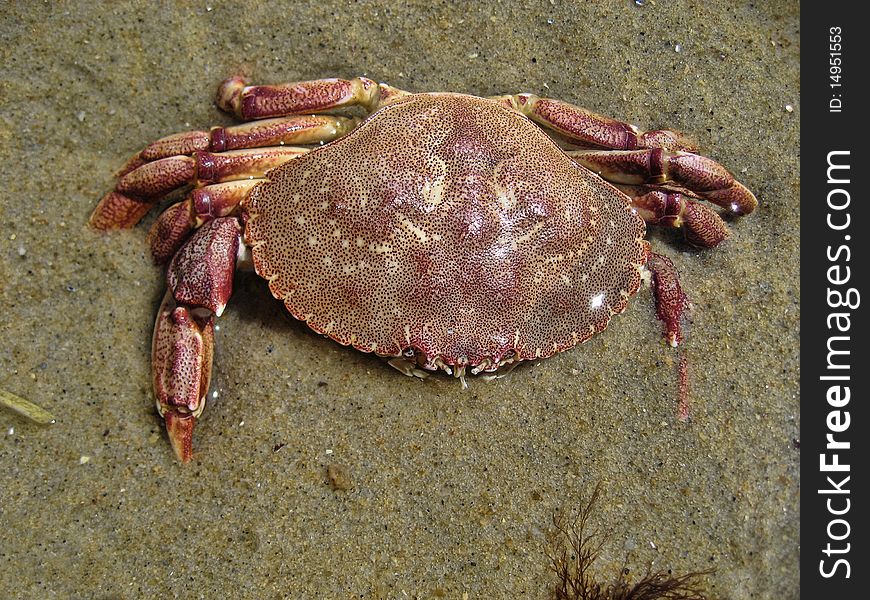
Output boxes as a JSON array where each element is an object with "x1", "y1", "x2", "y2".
[
  {"x1": 164, "y1": 410, "x2": 197, "y2": 464},
  {"x1": 166, "y1": 217, "x2": 240, "y2": 317},
  {"x1": 152, "y1": 292, "x2": 214, "y2": 462}
]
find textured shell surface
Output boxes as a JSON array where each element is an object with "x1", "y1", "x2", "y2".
[{"x1": 244, "y1": 93, "x2": 647, "y2": 370}]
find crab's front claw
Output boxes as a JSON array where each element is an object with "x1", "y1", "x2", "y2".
[
  {"x1": 163, "y1": 409, "x2": 197, "y2": 465},
  {"x1": 152, "y1": 292, "x2": 215, "y2": 462}
]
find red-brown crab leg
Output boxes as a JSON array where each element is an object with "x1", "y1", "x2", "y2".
[
  {"x1": 646, "y1": 252, "x2": 690, "y2": 347},
  {"x1": 493, "y1": 93, "x2": 697, "y2": 152},
  {"x1": 215, "y1": 75, "x2": 411, "y2": 120},
  {"x1": 646, "y1": 252, "x2": 692, "y2": 418},
  {"x1": 153, "y1": 217, "x2": 242, "y2": 462},
  {"x1": 133, "y1": 114, "x2": 359, "y2": 164},
  {"x1": 623, "y1": 186, "x2": 731, "y2": 248},
  {"x1": 152, "y1": 292, "x2": 214, "y2": 462},
  {"x1": 566, "y1": 148, "x2": 757, "y2": 216},
  {"x1": 90, "y1": 111, "x2": 357, "y2": 232},
  {"x1": 492, "y1": 92, "x2": 757, "y2": 216},
  {"x1": 90, "y1": 146, "x2": 308, "y2": 230},
  {"x1": 148, "y1": 179, "x2": 261, "y2": 264}
]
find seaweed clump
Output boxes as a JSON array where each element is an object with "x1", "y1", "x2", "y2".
[{"x1": 546, "y1": 484, "x2": 712, "y2": 600}]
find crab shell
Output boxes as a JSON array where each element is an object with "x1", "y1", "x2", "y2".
[{"x1": 243, "y1": 92, "x2": 648, "y2": 375}]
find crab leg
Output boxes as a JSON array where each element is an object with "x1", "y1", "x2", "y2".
[
  {"x1": 134, "y1": 114, "x2": 359, "y2": 164},
  {"x1": 149, "y1": 179, "x2": 262, "y2": 264},
  {"x1": 152, "y1": 292, "x2": 214, "y2": 462},
  {"x1": 493, "y1": 93, "x2": 696, "y2": 152},
  {"x1": 90, "y1": 146, "x2": 307, "y2": 230},
  {"x1": 646, "y1": 252, "x2": 691, "y2": 347},
  {"x1": 215, "y1": 75, "x2": 411, "y2": 120},
  {"x1": 566, "y1": 148, "x2": 757, "y2": 216},
  {"x1": 622, "y1": 186, "x2": 730, "y2": 248},
  {"x1": 90, "y1": 112, "x2": 357, "y2": 231},
  {"x1": 492, "y1": 92, "x2": 757, "y2": 215},
  {"x1": 153, "y1": 216, "x2": 242, "y2": 462}
]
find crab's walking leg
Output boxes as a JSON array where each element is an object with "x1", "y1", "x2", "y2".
[
  {"x1": 646, "y1": 252, "x2": 690, "y2": 347},
  {"x1": 566, "y1": 148, "x2": 757, "y2": 216},
  {"x1": 640, "y1": 253, "x2": 693, "y2": 419},
  {"x1": 493, "y1": 93, "x2": 697, "y2": 152},
  {"x1": 215, "y1": 75, "x2": 411, "y2": 120},
  {"x1": 152, "y1": 217, "x2": 242, "y2": 462},
  {"x1": 90, "y1": 112, "x2": 357, "y2": 230},
  {"x1": 494, "y1": 92, "x2": 757, "y2": 215},
  {"x1": 90, "y1": 146, "x2": 309, "y2": 230},
  {"x1": 135, "y1": 114, "x2": 359, "y2": 163},
  {"x1": 624, "y1": 186, "x2": 730, "y2": 248}
]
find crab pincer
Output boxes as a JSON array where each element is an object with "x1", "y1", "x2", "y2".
[
  {"x1": 151, "y1": 218, "x2": 240, "y2": 461},
  {"x1": 152, "y1": 294, "x2": 213, "y2": 462}
]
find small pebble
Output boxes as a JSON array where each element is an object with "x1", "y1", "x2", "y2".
[{"x1": 326, "y1": 464, "x2": 352, "y2": 491}]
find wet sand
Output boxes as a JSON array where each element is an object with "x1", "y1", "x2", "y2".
[{"x1": 0, "y1": 2, "x2": 799, "y2": 598}]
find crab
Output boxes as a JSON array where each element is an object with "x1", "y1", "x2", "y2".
[{"x1": 90, "y1": 75, "x2": 757, "y2": 462}]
